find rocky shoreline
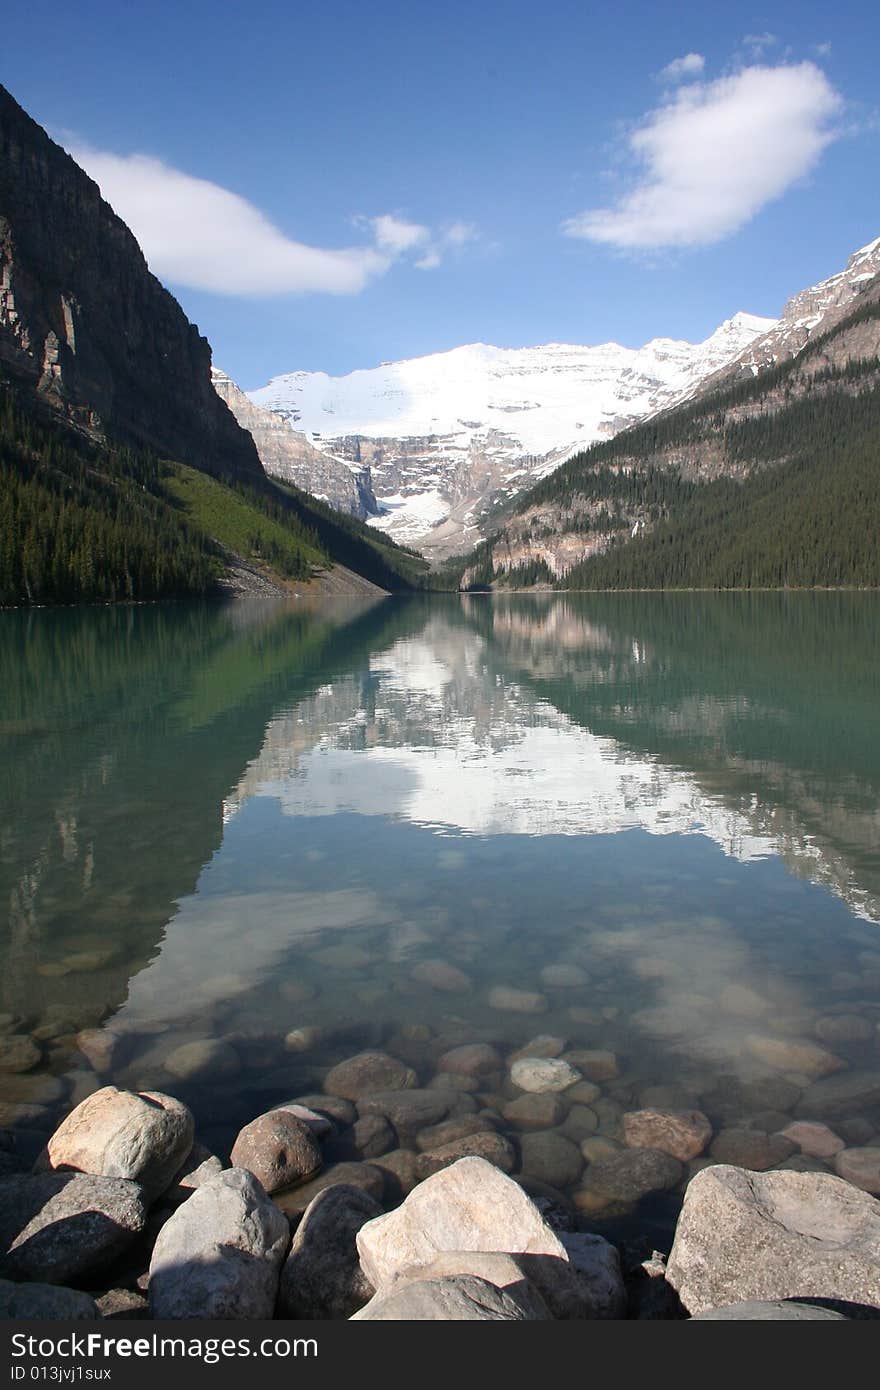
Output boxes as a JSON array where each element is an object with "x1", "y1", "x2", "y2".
[{"x1": 2, "y1": 1041, "x2": 880, "y2": 1321}]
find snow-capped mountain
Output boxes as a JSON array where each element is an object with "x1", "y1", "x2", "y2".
[
  {"x1": 247, "y1": 314, "x2": 774, "y2": 557},
  {"x1": 702, "y1": 236, "x2": 880, "y2": 388},
  {"x1": 211, "y1": 368, "x2": 378, "y2": 520}
]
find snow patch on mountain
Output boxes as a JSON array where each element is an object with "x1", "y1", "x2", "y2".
[{"x1": 247, "y1": 313, "x2": 773, "y2": 555}]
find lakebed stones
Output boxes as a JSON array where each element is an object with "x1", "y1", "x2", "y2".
[
  {"x1": 293, "y1": 1094, "x2": 357, "y2": 1128},
  {"x1": 411, "y1": 960, "x2": 473, "y2": 993},
  {"x1": 324, "y1": 1051, "x2": 417, "y2": 1100},
  {"x1": 833, "y1": 1147, "x2": 880, "y2": 1194},
  {"x1": 575, "y1": 1148, "x2": 684, "y2": 1209},
  {"x1": 814, "y1": 1014, "x2": 875, "y2": 1045},
  {"x1": 539, "y1": 964, "x2": 589, "y2": 989},
  {"x1": 278, "y1": 1183, "x2": 382, "y2": 1319},
  {"x1": 623, "y1": 1108, "x2": 713, "y2": 1163},
  {"x1": 357, "y1": 1088, "x2": 476, "y2": 1137},
  {"x1": 273, "y1": 1163, "x2": 386, "y2": 1218},
  {"x1": 666, "y1": 1165, "x2": 880, "y2": 1315},
  {"x1": 418, "y1": 1131, "x2": 516, "y2": 1177},
  {"x1": 352, "y1": 1273, "x2": 546, "y2": 1320},
  {"x1": 518, "y1": 1132, "x2": 584, "y2": 1190},
  {"x1": 0, "y1": 1035, "x2": 41, "y2": 1074},
  {"x1": 415, "y1": 1114, "x2": 496, "y2": 1152},
  {"x1": 0, "y1": 1173, "x2": 147, "y2": 1284},
  {"x1": 510, "y1": 1057, "x2": 582, "y2": 1094},
  {"x1": 230, "y1": 1110, "x2": 322, "y2": 1194},
  {"x1": 566, "y1": 1050, "x2": 619, "y2": 1082},
  {"x1": 0, "y1": 1279, "x2": 99, "y2": 1319},
  {"x1": 503, "y1": 1093, "x2": 568, "y2": 1131},
  {"x1": 149, "y1": 1168, "x2": 289, "y2": 1319},
  {"x1": 436, "y1": 1043, "x2": 502, "y2": 1076},
  {"x1": 795, "y1": 1070, "x2": 880, "y2": 1118},
  {"x1": 164, "y1": 1039, "x2": 241, "y2": 1082},
  {"x1": 745, "y1": 1034, "x2": 845, "y2": 1080},
  {"x1": 708, "y1": 1128, "x2": 796, "y2": 1171},
  {"x1": 39, "y1": 1086, "x2": 194, "y2": 1202},
  {"x1": 778, "y1": 1121, "x2": 845, "y2": 1161},
  {"x1": 487, "y1": 986, "x2": 548, "y2": 1015}
]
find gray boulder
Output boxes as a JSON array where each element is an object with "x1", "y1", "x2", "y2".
[
  {"x1": 277, "y1": 1183, "x2": 381, "y2": 1319},
  {"x1": 691, "y1": 1299, "x2": 849, "y2": 1320},
  {"x1": 351, "y1": 1273, "x2": 548, "y2": 1320},
  {"x1": 667, "y1": 1164, "x2": 880, "y2": 1314},
  {"x1": 558, "y1": 1232, "x2": 627, "y2": 1319},
  {"x1": 0, "y1": 1278, "x2": 99, "y2": 1318},
  {"x1": 0, "y1": 1173, "x2": 147, "y2": 1284},
  {"x1": 148, "y1": 1168, "x2": 289, "y2": 1319}
]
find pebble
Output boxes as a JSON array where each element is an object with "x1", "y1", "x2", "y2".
[
  {"x1": 418, "y1": 1130, "x2": 517, "y2": 1177},
  {"x1": 834, "y1": 1147, "x2": 880, "y2": 1194},
  {"x1": 510, "y1": 1057, "x2": 582, "y2": 1094},
  {"x1": 502, "y1": 1094, "x2": 568, "y2": 1131},
  {"x1": 622, "y1": 1108, "x2": 713, "y2": 1163},
  {"x1": 411, "y1": 960, "x2": 473, "y2": 992},
  {"x1": 164, "y1": 1039, "x2": 241, "y2": 1081},
  {"x1": 0, "y1": 1036, "x2": 41, "y2": 1074},
  {"x1": 778, "y1": 1121, "x2": 845, "y2": 1160},
  {"x1": 273, "y1": 1163, "x2": 386, "y2": 1217},
  {"x1": 564, "y1": 1049, "x2": 619, "y2": 1081},
  {"x1": 709, "y1": 1128, "x2": 796, "y2": 1170},
  {"x1": 324, "y1": 1051, "x2": 418, "y2": 1100},
  {"x1": 487, "y1": 986, "x2": 548, "y2": 1014},
  {"x1": 436, "y1": 1043, "x2": 503, "y2": 1076},
  {"x1": 518, "y1": 1131, "x2": 584, "y2": 1189}
]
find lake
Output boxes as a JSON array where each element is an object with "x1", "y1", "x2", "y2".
[{"x1": 2, "y1": 592, "x2": 879, "y2": 1241}]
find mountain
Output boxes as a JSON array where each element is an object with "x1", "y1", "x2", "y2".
[
  {"x1": 0, "y1": 84, "x2": 262, "y2": 485},
  {"x1": 459, "y1": 244, "x2": 880, "y2": 591},
  {"x1": 211, "y1": 367, "x2": 379, "y2": 520},
  {"x1": 0, "y1": 84, "x2": 428, "y2": 604},
  {"x1": 247, "y1": 314, "x2": 774, "y2": 558},
  {"x1": 700, "y1": 237, "x2": 880, "y2": 389}
]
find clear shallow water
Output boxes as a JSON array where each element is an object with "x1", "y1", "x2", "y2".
[{"x1": 2, "y1": 593, "x2": 880, "y2": 1239}]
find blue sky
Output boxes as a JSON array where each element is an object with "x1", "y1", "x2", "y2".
[{"x1": 4, "y1": 0, "x2": 878, "y2": 387}]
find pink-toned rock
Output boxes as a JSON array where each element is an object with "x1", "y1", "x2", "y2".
[
  {"x1": 745, "y1": 1034, "x2": 846, "y2": 1080},
  {"x1": 779, "y1": 1121, "x2": 845, "y2": 1160},
  {"x1": 41, "y1": 1086, "x2": 194, "y2": 1201},
  {"x1": 623, "y1": 1108, "x2": 712, "y2": 1162},
  {"x1": 436, "y1": 1043, "x2": 502, "y2": 1077},
  {"x1": 564, "y1": 1050, "x2": 619, "y2": 1082},
  {"x1": 709, "y1": 1128, "x2": 796, "y2": 1171},
  {"x1": 230, "y1": 1111, "x2": 322, "y2": 1195},
  {"x1": 487, "y1": 986, "x2": 548, "y2": 1015},
  {"x1": 834, "y1": 1148, "x2": 880, "y2": 1194},
  {"x1": 411, "y1": 960, "x2": 473, "y2": 993},
  {"x1": 324, "y1": 1051, "x2": 417, "y2": 1100},
  {"x1": 814, "y1": 1015, "x2": 874, "y2": 1045}
]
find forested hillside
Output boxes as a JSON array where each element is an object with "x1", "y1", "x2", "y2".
[{"x1": 456, "y1": 287, "x2": 880, "y2": 591}]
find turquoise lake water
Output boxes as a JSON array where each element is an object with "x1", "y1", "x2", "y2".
[{"x1": 2, "y1": 593, "x2": 879, "y2": 1238}]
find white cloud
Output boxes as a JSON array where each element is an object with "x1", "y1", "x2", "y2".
[
  {"x1": 445, "y1": 220, "x2": 479, "y2": 247},
  {"x1": 743, "y1": 32, "x2": 778, "y2": 58},
  {"x1": 562, "y1": 63, "x2": 843, "y2": 251},
  {"x1": 67, "y1": 145, "x2": 475, "y2": 296},
  {"x1": 369, "y1": 214, "x2": 431, "y2": 255},
  {"x1": 659, "y1": 53, "x2": 705, "y2": 83}
]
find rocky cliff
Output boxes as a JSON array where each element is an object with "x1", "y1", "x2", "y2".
[
  {"x1": 211, "y1": 368, "x2": 378, "y2": 519},
  {"x1": 0, "y1": 85, "x2": 264, "y2": 484}
]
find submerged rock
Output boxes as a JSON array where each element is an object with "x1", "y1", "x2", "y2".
[
  {"x1": 510, "y1": 1057, "x2": 582, "y2": 1094},
  {"x1": 623, "y1": 1108, "x2": 712, "y2": 1163},
  {"x1": 324, "y1": 1052, "x2": 417, "y2": 1100}
]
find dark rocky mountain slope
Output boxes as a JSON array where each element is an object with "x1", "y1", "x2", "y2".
[{"x1": 0, "y1": 84, "x2": 263, "y2": 485}]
